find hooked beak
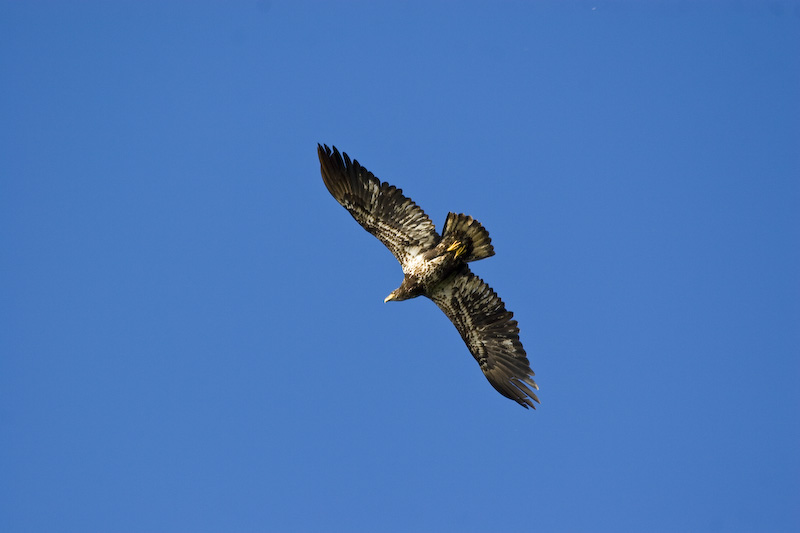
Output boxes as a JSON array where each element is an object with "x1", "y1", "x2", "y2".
[{"x1": 384, "y1": 292, "x2": 396, "y2": 303}]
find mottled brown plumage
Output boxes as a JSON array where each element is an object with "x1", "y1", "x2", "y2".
[{"x1": 318, "y1": 144, "x2": 539, "y2": 409}]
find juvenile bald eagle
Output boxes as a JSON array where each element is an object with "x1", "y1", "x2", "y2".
[{"x1": 318, "y1": 144, "x2": 539, "y2": 409}]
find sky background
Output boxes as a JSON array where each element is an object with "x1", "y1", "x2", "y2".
[{"x1": 2, "y1": 1, "x2": 799, "y2": 532}]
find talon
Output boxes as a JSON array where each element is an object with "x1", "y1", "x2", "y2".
[{"x1": 447, "y1": 240, "x2": 467, "y2": 258}]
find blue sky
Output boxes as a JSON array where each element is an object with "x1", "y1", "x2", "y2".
[{"x1": 2, "y1": 1, "x2": 799, "y2": 531}]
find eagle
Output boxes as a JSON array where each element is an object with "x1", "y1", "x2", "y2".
[{"x1": 318, "y1": 144, "x2": 539, "y2": 409}]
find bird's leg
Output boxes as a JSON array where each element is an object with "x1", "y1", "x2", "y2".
[{"x1": 447, "y1": 240, "x2": 468, "y2": 259}]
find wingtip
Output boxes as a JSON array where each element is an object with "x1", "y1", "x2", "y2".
[
  {"x1": 518, "y1": 394, "x2": 540, "y2": 410},
  {"x1": 318, "y1": 144, "x2": 346, "y2": 166}
]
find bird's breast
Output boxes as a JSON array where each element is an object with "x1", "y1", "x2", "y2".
[{"x1": 403, "y1": 252, "x2": 461, "y2": 294}]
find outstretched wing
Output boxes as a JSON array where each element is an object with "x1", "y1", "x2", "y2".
[
  {"x1": 429, "y1": 266, "x2": 539, "y2": 409},
  {"x1": 318, "y1": 144, "x2": 439, "y2": 269}
]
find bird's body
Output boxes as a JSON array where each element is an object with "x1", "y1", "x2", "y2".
[
  {"x1": 384, "y1": 212, "x2": 494, "y2": 302},
  {"x1": 318, "y1": 144, "x2": 539, "y2": 409}
]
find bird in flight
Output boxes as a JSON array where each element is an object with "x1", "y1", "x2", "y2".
[{"x1": 318, "y1": 144, "x2": 539, "y2": 409}]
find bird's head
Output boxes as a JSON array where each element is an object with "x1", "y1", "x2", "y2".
[
  {"x1": 384, "y1": 289, "x2": 401, "y2": 303},
  {"x1": 385, "y1": 277, "x2": 423, "y2": 303},
  {"x1": 384, "y1": 285, "x2": 417, "y2": 303}
]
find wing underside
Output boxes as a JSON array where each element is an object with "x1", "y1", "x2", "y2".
[
  {"x1": 318, "y1": 144, "x2": 439, "y2": 268},
  {"x1": 429, "y1": 266, "x2": 540, "y2": 409}
]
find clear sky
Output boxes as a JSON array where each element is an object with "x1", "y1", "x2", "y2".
[{"x1": 2, "y1": 1, "x2": 799, "y2": 532}]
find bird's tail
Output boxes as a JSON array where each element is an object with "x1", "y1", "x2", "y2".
[{"x1": 441, "y1": 212, "x2": 495, "y2": 263}]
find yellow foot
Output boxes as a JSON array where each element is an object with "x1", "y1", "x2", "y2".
[{"x1": 447, "y1": 240, "x2": 467, "y2": 259}]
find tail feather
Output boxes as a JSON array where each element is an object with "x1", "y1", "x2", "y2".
[{"x1": 441, "y1": 212, "x2": 495, "y2": 262}]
